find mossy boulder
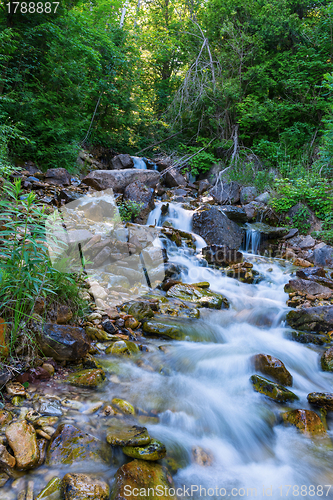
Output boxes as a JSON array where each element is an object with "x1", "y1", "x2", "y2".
[
  {"x1": 166, "y1": 283, "x2": 229, "y2": 309},
  {"x1": 46, "y1": 424, "x2": 112, "y2": 466},
  {"x1": 66, "y1": 369, "x2": 105, "y2": 387},
  {"x1": 251, "y1": 354, "x2": 293, "y2": 386},
  {"x1": 143, "y1": 319, "x2": 185, "y2": 340},
  {"x1": 85, "y1": 326, "x2": 114, "y2": 342},
  {"x1": 287, "y1": 306, "x2": 333, "y2": 333},
  {"x1": 61, "y1": 473, "x2": 109, "y2": 500},
  {"x1": 112, "y1": 459, "x2": 176, "y2": 500},
  {"x1": 250, "y1": 375, "x2": 298, "y2": 403},
  {"x1": 122, "y1": 439, "x2": 166, "y2": 461},
  {"x1": 308, "y1": 392, "x2": 333, "y2": 411},
  {"x1": 282, "y1": 409, "x2": 327, "y2": 437},
  {"x1": 127, "y1": 302, "x2": 154, "y2": 321},
  {"x1": 83, "y1": 354, "x2": 103, "y2": 370},
  {"x1": 287, "y1": 331, "x2": 329, "y2": 345},
  {"x1": 35, "y1": 477, "x2": 61, "y2": 500},
  {"x1": 106, "y1": 422, "x2": 151, "y2": 447},
  {"x1": 112, "y1": 398, "x2": 135, "y2": 416},
  {"x1": 321, "y1": 347, "x2": 333, "y2": 371},
  {"x1": 105, "y1": 340, "x2": 139, "y2": 356}
]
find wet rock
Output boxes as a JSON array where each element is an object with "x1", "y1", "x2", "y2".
[
  {"x1": 143, "y1": 319, "x2": 185, "y2": 340},
  {"x1": 287, "y1": 306, "x2": 333, "y2": 333},
  {"x1": 42, "y1": 363, "x2": 55, "y2": 376},
  {"x1": 296, "y1": 267, "x2": 326, "y2": 279},
  {"x1": 38, "y1": 400, "x2": 63, "y2": 417},
  {"x1": 284, "y1": 279, "x2": 333, "y2": 297},
  {"x1": 56, "y1": 305, "x2": 73, "y2": 325},
  {"x1": 125, "y1": 316, "x2": 140, "y2": 329},
  {"x1": 240, "y1": 186, "x2": 257, "y2": 205},
  {"x1": 36, "y1": 438, "x2": 48, "y2": 467},
  {"x1": 35, "y1": 477, "x2": 61, "y2": 500},
  {"x1": 299, "y1": 235, "x2": 316, "y2": 249},
  {"x1": 0, "y1": 410, "x2": 13, "y2": 427},
  {"x1": 112, "y1": 459, "x2": 176, "y2": 500},
  {"x1": 321, "y1": 347, "x2": 333, "y2": 371},
  {"x1": 85, "y1": 326, "x2": 113, "y2": 342},
  {"x1": 163, "y1": 168, "x2": 186, "y2": 188},
  {"x1": 166, "y1": 283, "x2": 229, "y2": 309},
  {"x1": 0, "y1": 443, "x2": 16, "y2": 468},
  {"x1": 219, "y1": 206, "x2": 248, "y2": 223},
  {"x1": 6, "y1": 420, "x2": 39, "y2": 469},
  {"x1": 123, "y1": 181, "x2": 155, "y2": 224},
  {"x1": 6, "y1": 381, "x2": 26, "y2": 396},
  {"x1": 211, "y1": 181, "x2": 240, "y2": 204},
  {"x1": 248, "y1": 222, "x2": 288, "y2": 239},
  {"x1": 46, "y1": 424, "x2": 112, "y2": 465},
  {"x1": 282, "y1": 409, "x2": 327, "y2": 437},
  {"x1": 66, "y1": 368, "x2": 106, "y2": 387},
  {"x1": 128, "y1": 301, "x2": 154, "y2": 321},
  {"x1": 308, "y1": 392, "x2": 333, "y2": 411},
  {"x1": 0, "y1": 472, "x2": 9, "y2": 487},
  {"x1": 102, "y1": 319, "x2": 117, "y2": 334},
  {"x1": 105, "y1": 340, "x2": 139, "y2": 356},
  {"x1": 192, "y1": 206, "x2": 243, "y2": 250},
  {"x1": 287, "y1": 331, "x2": 328, "y2": 345},
  {"x1": 62, "y1": 473, "x2": 109, "y2": 500},
  {"x1": 250, "y1": 375, "x2": 298, "y2": 403},
  {"x1": 106, "y1": 422, "x2": 151, "y2": 446},
  {"x1": 123, "y1": 438, "x2": 166, "y2": 461},
  {"x1": 203, "y1": 245, "x2": 243, "y2": 266},
  {"x1": 252, "y1": 354, "x2": 292, "y2": 386},
  {"x1": 243, "y1": 201, "x2": 278, "y2": 225},
  {"x1": 83, "y1": 354, "x2": 103, "y2": 370},
  {"x1": 82, "y1": 169, "x2": 160, "y2": 193},
  {"x1": 283, "y1": 228, "x2": 299, "y2": 240},
  {"x1": 192, "y1": 446, "x2": 213, "y2": 466},
  {"x1": 312, "y1": 244, "x2": 333, "y2": 267},
  {"x1": 36, "y1": 323, "x2": 90, "y2": 362},
  {"x1": 111, "y1": 154, "x2": 134, "y2": 170},
  {"x1": 293, "y1": 258, "x2": 313, "y2": 268},
  {"x1": 93, "y1": 247, "x2": 111, "y2": 267},
  {"x1": 111, "y1": 398, "x2": 135, "y2": 416},
  {"x1": 45, "y1": 168, "x2": 71, "y2": 186}
]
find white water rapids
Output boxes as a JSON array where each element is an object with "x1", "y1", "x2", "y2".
[{"x1": 11, "y1": 201, "x2": 333, "y2": 500}]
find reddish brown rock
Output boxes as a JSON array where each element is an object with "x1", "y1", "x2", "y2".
[
  {"x1": 251, "y1": 354, "x2": 293, "y2": 386},
  {"x1": 6, "y1": 420, "x2": 39, "y2": 469},
  {"x1": 282, "y1": 409, "x2": 327, "y2": 437}
]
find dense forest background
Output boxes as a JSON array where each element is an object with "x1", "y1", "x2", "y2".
[{"x1": 1, "y1": 0, "x2": 333, "y2": 181}]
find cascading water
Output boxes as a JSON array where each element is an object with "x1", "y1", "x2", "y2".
[
  {"x1": 11, "y1": 200, "x2": 333, "y2": 500},
  {"x1": 132, "y1": 156, "x2": 147, "y2": 169},
  {"x1": 244, "y1": 223, "x2": 262, "y2": 254}
]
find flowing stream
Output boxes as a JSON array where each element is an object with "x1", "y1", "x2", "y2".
[{"x1": 9, "y1": 201, "x2": 333, "y2": 499}]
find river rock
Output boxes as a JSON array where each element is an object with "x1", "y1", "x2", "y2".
[
  {"x1": 252, "y1": 354, "x2": 292, "y2": 386},
  {"x1": 102, "y1": 319, "x2": 118, "y2": 334},
  {"x1": 0, "y1": 443, "x2": 15, "y2": 468},
  {"x1": 105, "y1": 340, "x2": 139, "y2": 356},
  {"x1": 198, "y1": 179, "x2": 211, "y2": 195},
  {"x1": 66, "y1": 369, "x2": 105, "y2": 387},
  {"x1": 321, "y1": 347, "x2": 333, "y2": 371},
  {"x1": 111, "y1": 154, "x2": 134, "y2": 170},
  {"x1": 82, "y1": 169, "x2": 160, "y2": 193},
  {"x1": 219, "y1": 206, "x2": 248, "y2": 223},
  {"x1": 35, "y1": 477, "x2": 61, "y2": 500},
  {"x1": 123, "y1": 181, "x2": 155, "y2": 224},
  {"x1": 255, "y1": 192, "x2": 271, "y2": 204},
  {"x1": 36, "y1": 323, "x2": 90, "y2": 362},
  {"x1": 250, "y1": 375, "x2": 298, "y2": 403},
  {"x1": 128, "y1": 301, "x2": 154, "y2": 320},
  {"x1": 6, "y1": 420, "x2": 39, "y2": 469},
  {"x1": 282, "y1": 409, "x2": 327, "y2": 437},
  {"x1": 287, "y1": 306, "x2": 333, "y2": 333},
  {"x1": 311, "y1": 244, "x2": 333, "y2": 267},
  {"x1": 287, "y1": 331, "x2": 328, "y2": 345},
  {"x1": 203, "y1": 245, "x2": 243, "y2": 266},
  {"x1": 296, "y1": 267, "x2": 326, "y2": 279},
  {"x1": 192, "y1": 206, "x2": 243, "y2": 250},
  {"x1": 123, "y1": 439, "x2": 166, "y2": 461},
  {"x1": 56, "y1": 305, "x2": 73, "y2": 325},
  {"x1": 112, "y1": 398, "x2": 136, "y2": 415},
  {"x1": 308, "y1": 392, "x2": 333, "y2": 411},
  {"x1": 284, "y1": 279, "x2": 333, "y2": 297},
  {"x1": 62, "y1": 473, "x2": 109, "y2": 500},
  {"x1": 211, "y1": 181, "x2": 240, "y2": 204},
  {"x1": 0, "y1": 409, "x2": 12, "y2": 427},
  {"x1": 163, "y1": 167, "x2": 186, "y2": 188},
  {"x1": 299, "y1": 235, "x2": 316, "y2": 249},
  {"x1": 46, "y1": 424, "x2": 111, "y2": 465},
  {"x1": 106, "y1": 422, "x2": 151, "y2": 446},
  {"x1": 112, "y1": 459, "x2": 176, "y2": 500},
  {"x1": 45, "y1": 168, "x2": 71, "y2": 186},
  {"x1": 166, "y1": 283, "x2": 229, "y2": 309},
  {"x1": 0, "y1": 472, "x2": 9, "y2": 488},
  {"x1": 143, "y1": 319, "x2": 185, "y2": 340},
  {"x1": 240, "y1": 186, "x2": 257, "y2": 204}
]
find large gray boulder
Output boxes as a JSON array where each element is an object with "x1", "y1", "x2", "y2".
[
  {"x1": 287, "y1": 306, "x2": 333, "y2": 332},
  {"x1": 240, "y1": 186, "x2": 257, "y2": 205},
  {"x1": 163, "y1": 167, "x2": 186, "y2": 188},
  {"x1": 34, "y1": 323, "x2": 91, "y2": 362},
  {"x1": 311, "y1": 244, "x2": 333, "y2": 267},
  {"x1": 192, "y1": 206, "x2": 243, "y2": 249},
  {"x1": 210, "y1": 181, "x2": 240, "y2": 204},
  {"x1": 82, "y1": 169, "x2": 160, "y2": 193},
  {"x1": 284, "y1": 279, "x2": 333, "y2": 297},
  {"x1": 111, "y1": 154, "x2": 134, "y2": 170},
  {"x1": 123, "y1": 181, "x2": 155, "y2": 224}
]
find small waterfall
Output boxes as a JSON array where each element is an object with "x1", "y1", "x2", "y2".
[
  {"x1": 132, "y1": 156, "x2": 147, "y2": 169},
  {"x1": 147, "y1": 201, "x2": 193, "y2": 233},
  {"x1": 244, "y1": 225, "x2": 262, "y2": 254}
]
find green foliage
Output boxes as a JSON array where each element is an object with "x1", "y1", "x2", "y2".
[
  {"x1": 270, "y1": 177, "x2": 333, "y2": 218},
  {"x1": 118, "y1": 200, "x2": 144, "y2": 222},
  {"x1": 289, "y1": 205, "x2": 311, "y2": 235},
  {"x1": 228, "y1": 159, "x2": 275, "y2": 192},
  {"x1": 179, "y1": 142, "x2": 218, "y2": 177},
  {"x1": 0, "y1": 180, "x2": 86, "y2": 355}
]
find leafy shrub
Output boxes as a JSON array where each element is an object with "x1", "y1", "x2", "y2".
[
  {"x1": 289, "y1": 205, "x2": 311, "y2": 235},
  {"x1": 179, "y1": 141, "x2": 218, "y2": 177},
  {"x1": 118, "y1": 200, "x2": 144, "y2": 222}
]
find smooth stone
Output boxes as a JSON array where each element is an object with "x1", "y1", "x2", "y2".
[
  {"x1": 287, "y1": 331, "x2": 328, "y2": 345},
  {"x1": 35, "y1": 323, "x2": 90, "y2": 361},
  {"x1": 282, "y1": 409, "x2": 327, "y2": 437},
  {"x1": 251, "y1": 354, "x2": 293, "y2": 386},
  {"x1": 38, "y1": 400, "x2": 63, "y2": 417},
  {"x1": 287, "y1": 306, "x2": 333, "y2": 333},
  {"x1": 250, "y1": 375, "x2": 298, "y2": 403},
  {"x1": 192, "y1": 206, "x2": 243, "y2": 250},
  {"x1": 112, "y1": 459, "x2": 176, "y2": 500},
  {"x1": 35, "y1": 477, "x2": 61, "y2": 500},
  {"x1": 112, "y1": 398, "x2": 135, "y2": 416},
  {"x1": 127, "y1": 302, "x2": 154, "y2": 321},
  {"x1": 105, "y1": 340, "x2": 139, "y2": 356},
  {"x1": 0, "y1": 472, "x2": 9, "y2": 487},
  {"x1": 61, "y1": 473, "x2": 109, "y2": 500},
  {"x1": 0, "y1": 443, "x2": 16, "y2": 468},
  {"x1": 284, "y1": 279, "x2": 332, "y2": 297},
  {"x1": 0, "y1": 410, "x2": 12, "y2": 427},
  {"x1": 321, "y1": 347, "x2": 333, "y2": 371},
  {"x1": 46, "y1": 424, "x2": 112, "y2": 466},
  {"x1": 308, "y1": 392, "x2": 333, "y2": 411},
  {"x1": 106, "y1": 422, "x2": 151, "y2": 446},
  {"x1": 166, "y1": 283, "x2": 229, "y2": 309},
  {"x1": 6, "y1": 420, "x2": 39, "y2": 469},
  {"x1": 66, "y1": 369, "x2": 106, "y2": 387},
  {"x1": 143, "y1": 319, "x2": 185, "y2": 341},
  {"x1": 122, "y1": 438, "x2": 166, "y2": 461}
]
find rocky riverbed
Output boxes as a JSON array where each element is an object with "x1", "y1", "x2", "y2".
[{"x1": 2, "y1": 155, "x2": 333, "y2": 499}]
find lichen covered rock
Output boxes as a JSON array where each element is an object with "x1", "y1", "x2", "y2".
[
  {"x1": 250, "y1": 375, "x2": 298, "y2": 403},
  {"x1": 122, "y1": 439, "x2": 166, "y2": 461},
  {"x1": 251, "y1": 354, "x2": 292, "y2": 386}
]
